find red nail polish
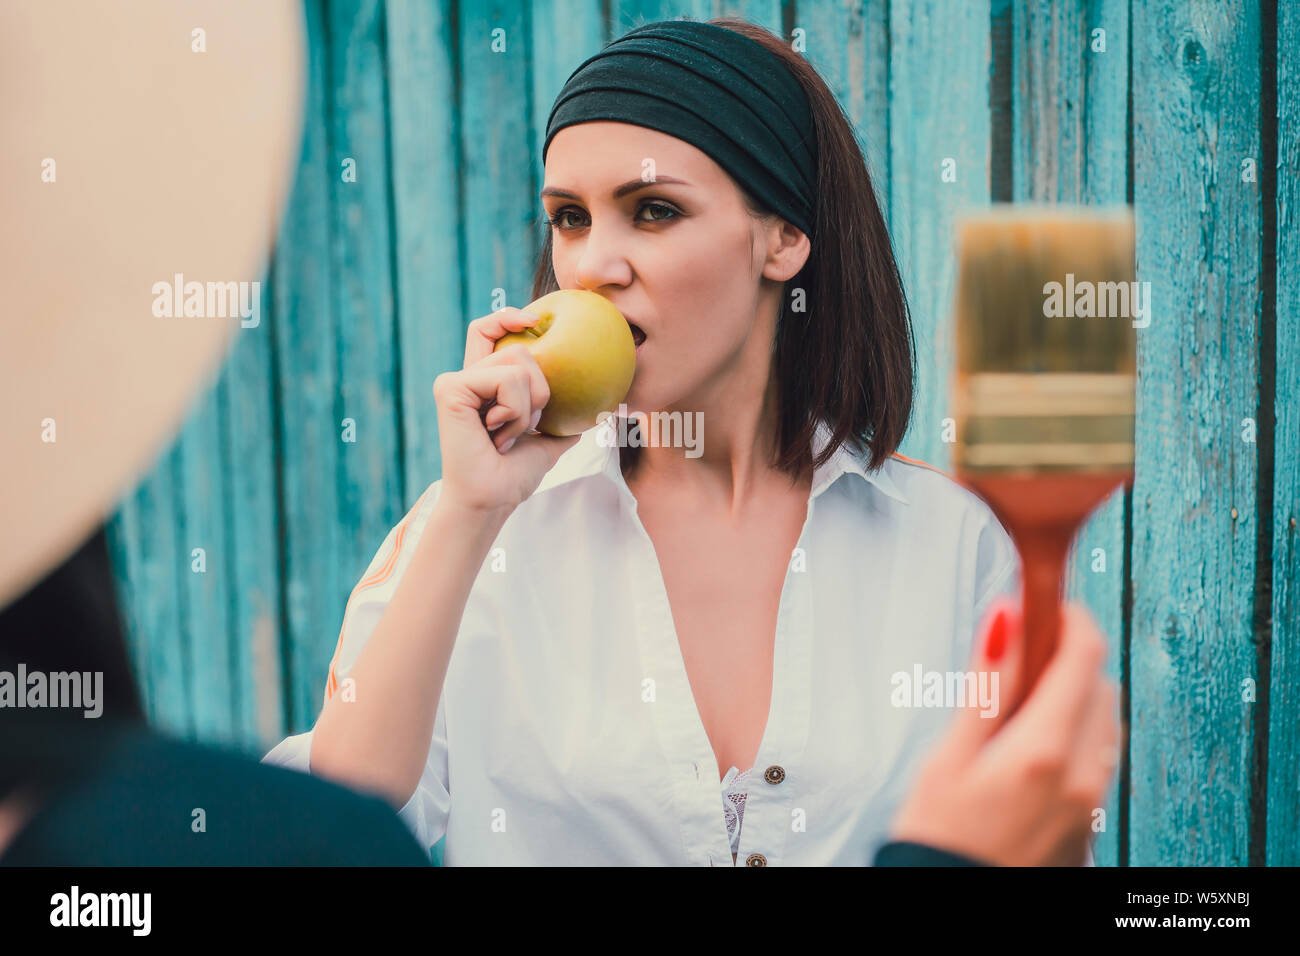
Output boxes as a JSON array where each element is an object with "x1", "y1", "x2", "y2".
[{"x1": 985, "y1": 608, "x2": 1007, "y2": 661}]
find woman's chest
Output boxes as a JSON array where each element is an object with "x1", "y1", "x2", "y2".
[
  {"x1": 653, "y1": 510, "x2": 794, "y2": 642},
  {"x1": 636, "y1": 496, "x2": 808, "y2": 777},
  {"x1": 634, "y1": 476, "x2": 809, "y2": 631}
]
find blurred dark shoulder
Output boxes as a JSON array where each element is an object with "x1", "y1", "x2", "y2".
[
  {"x1": 0, "y1": 714, "x2": 430, "y2": 867},
  {"x1": 0, "y1": 527, "x2": 429, "y2": 867}
]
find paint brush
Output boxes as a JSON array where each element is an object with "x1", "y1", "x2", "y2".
[{"x1": 951, "y1": 204, "x2": 1137, "y2": 714}]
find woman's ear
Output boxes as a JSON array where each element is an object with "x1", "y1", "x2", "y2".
[{"x1": 762, "y1": 219, "x2": 811, "y2": 282}]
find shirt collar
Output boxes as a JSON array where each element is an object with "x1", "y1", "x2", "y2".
[
  {"x1": 533, "y1": 415, "x2": 910, "y2": 506},
  {"x1": 807, "y1": 418, "x2": 911, "y2": 504}
]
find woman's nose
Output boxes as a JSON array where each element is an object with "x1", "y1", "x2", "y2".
[{"x1": 573, "y1": 219, "x2": 633, "y2": 290}]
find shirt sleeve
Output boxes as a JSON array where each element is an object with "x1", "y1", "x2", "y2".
[{"x1": 262, "y1": 479, "x2": 452, "y2": 856}]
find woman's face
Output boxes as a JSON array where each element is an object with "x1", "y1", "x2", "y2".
[{"x1": 542, "y1": 121, "x2": 804, "y2": 417}]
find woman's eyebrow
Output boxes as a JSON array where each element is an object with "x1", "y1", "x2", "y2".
[{"x1": 540, "y1": 175, "x2": 692, "y2": 201}]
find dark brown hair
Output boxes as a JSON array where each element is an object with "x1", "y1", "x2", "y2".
[{"x1": 532, "y1": 16, "x2": 915, "y2": 477}]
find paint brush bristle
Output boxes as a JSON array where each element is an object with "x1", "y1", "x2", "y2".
[{"x1": 952, "y1": 204, "x2": 1138, "y2": 473}]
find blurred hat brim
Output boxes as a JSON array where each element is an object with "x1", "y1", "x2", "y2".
[{"x1": 0, "y1": 1, "x2": 304, "y2": 609}]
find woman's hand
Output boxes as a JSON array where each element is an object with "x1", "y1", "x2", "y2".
[
  {"x1": 886, "y1": 598, "x2": 1121, "y2": 866},
  {"x1": 433, "y1": 307, "x2": 581, "y2": 514}
]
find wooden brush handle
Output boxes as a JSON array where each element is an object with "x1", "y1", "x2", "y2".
[{"x1": 958, "y1": 472, "x2": 1128, "y2": 716}]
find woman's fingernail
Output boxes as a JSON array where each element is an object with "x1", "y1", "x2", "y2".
[
  {"x1": 985, "y1": 608, "x2": 1008, "y2": 661},
  {"x1": 501, "y1": 436, "x2": 516, "y2": 453},
  {"x1": 529, "y1": 409, "x2": 542, "y2": 431}
]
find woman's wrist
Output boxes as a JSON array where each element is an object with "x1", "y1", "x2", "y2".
[{"x1": 434, "y1": 493, "x2": 515, "y2": 530}]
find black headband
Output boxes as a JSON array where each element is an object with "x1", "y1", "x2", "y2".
[{"x1": 543, "y1": 19, "x2": 817, "y2": 239}]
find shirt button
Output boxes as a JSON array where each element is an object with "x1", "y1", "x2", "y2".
[
  {"x1": 745, "y1": 853, "x2": 768, "y2": 867},
  {"x1": 763, "y1": 765, "x2": 785, "y2": 784}
]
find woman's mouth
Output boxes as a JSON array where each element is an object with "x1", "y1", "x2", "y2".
[{"x1": 628, "y1": 322, "x2": 646, "y2": 349}]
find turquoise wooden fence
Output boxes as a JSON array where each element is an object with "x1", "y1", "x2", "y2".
[{"x1": 105, "y1": 0, "x2": 1297, "y2": 866}]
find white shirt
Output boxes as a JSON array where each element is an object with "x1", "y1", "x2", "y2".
[{"x1": 263, "y1": 416, "x2": 1022, "y2": 866}]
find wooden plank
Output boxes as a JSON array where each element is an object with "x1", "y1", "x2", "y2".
[
  {"x1": 221, "y1": 281, "x2": 286, "y2": 753},
  {"x1": 459, "y1": 1, "x2": 537, "y2": 314},
  {"x1": 717, "y1": 0, "x2": 783, "y2": 33},
  {"x1": 800, "y1": 0, "x2": 892, "y2": 218},
  {"x1": 609, "y1": 2, "x2": 780, "y2": 38},
  {"x1": 610, "y1": 0, "x2": 711, "y2": 37},
  {"x1": 387, "y1": 0, "x2": 466, "y2": 500},
  {"x1": 1130, "y1": 0, "x2": 1261, "y2": 865},
  {"x1": 530, "y1": 0, "x2": 606, "y2": 211},
  {"x1": 173, "y1": 379, "x2": 235, "y2": 744},
  {"x1": 1267, "y1": 0, "x2": 1299, "y2": 867},
  {"x1": 1011, "y1": 0, "x2": 1129, "y2": 866},
  {"x1": 104, "y1": 447, "x2": 191, "y2": 738},
  {"x1": 888, "y1": 0, "x2": 992, "y2": 470},
  {"x1": 273, "y1": 0, "x2": 346, "y2": 734},
  {"x1": 1012, "y1": 0, "x2": 1134, "y2": 200},
  {"x1": 327, "y1": 0, "x2": 405, "y2": 582}
]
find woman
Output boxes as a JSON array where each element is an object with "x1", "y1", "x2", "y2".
[{"x1": 266, "y1": 17, "x2": 1118, "y2": 867}]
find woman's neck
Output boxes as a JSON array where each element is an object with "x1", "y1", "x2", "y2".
[{"x1": 621, "y1": 381, "x2": 805, "y2": 516}]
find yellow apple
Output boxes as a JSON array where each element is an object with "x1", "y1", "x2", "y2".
[{"x1": 493, "y1": 289, "x2": 636, "y2": 436}]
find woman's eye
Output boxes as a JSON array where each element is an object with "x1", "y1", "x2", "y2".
[
  {"x1": 637, "y1": 202, "x2": 678, "y2": 223},
  {"x1": 547, "y1": 202, "x2": 679, "y2": 231},
  {"x1": 548, "y1": 209, "x2": 583, "y2": 230}
]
